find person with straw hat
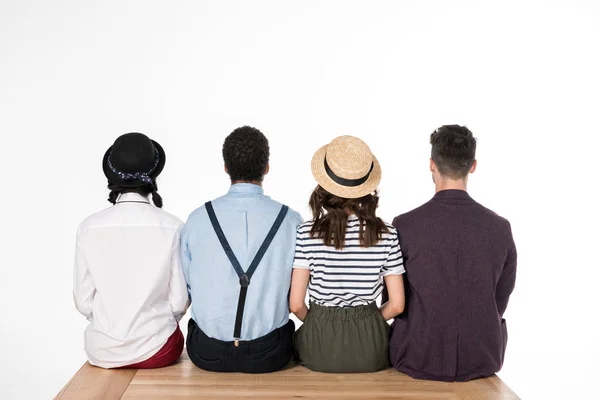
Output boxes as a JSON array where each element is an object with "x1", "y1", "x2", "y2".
[
  {"x1": 289, "y1": 135, "x2": 406, "y2": 372},
  {"x1": 73, "y1": 132, "x2": 189, "y2": 369}
]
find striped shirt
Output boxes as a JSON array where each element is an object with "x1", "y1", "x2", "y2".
[{"x1": 293, "y1": 215, "x2": 405, "y2": 307}]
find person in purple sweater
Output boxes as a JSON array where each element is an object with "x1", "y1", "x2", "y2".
[{"x1": 387, "y1": 125, "x2": 517, "y2": 382}]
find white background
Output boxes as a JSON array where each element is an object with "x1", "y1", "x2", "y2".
[{"x1": 1, "y1": 1, "x2": 599, "y2": 399}]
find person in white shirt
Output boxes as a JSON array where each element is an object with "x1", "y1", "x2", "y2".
[{"x1": 73, "y1": 132, "x2": 189, "y2": 369}]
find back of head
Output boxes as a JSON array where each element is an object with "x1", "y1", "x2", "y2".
[
  {"x1": 103, "y1": 132, "x2": 166, "y2": 207},
  {"x1": 223, "y1": 126, "x2": 270, "y2": 182},
  {"x1": 430, "y1": 125, "x2": 477, "y2": 179}
]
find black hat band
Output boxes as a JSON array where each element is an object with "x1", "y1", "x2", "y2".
[{"x1": 324, "y1": 157, "x2": 374, "y2": 187}]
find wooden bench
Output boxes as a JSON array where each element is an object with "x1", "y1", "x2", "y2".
[{"x1": 56, "y1": 353, "x2": 519, "y2": 399}]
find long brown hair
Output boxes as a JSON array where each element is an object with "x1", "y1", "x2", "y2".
[{"x1": 309, "y1": 185, "x2": 389, "y2": 250}]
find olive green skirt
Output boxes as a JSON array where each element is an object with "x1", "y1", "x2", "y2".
[{"x1": 294, "y1": 302, "x2": 391, "y2": 373}]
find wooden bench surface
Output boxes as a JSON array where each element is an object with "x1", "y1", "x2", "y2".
[{"x1": 56, "y1": 353, "x2": 519, "y2": 400}]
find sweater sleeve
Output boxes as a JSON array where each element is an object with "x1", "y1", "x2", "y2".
[{"x1": 496, "y1": 226, "x2": 517, "y2": 316}]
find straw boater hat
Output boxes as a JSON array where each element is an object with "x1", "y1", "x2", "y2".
[
  {"x1": 311, "y1": 135, "x2": 381, "y2": 199},
  {"x1": 102, "y1": 132, "x2": 166, "y2": 187}
]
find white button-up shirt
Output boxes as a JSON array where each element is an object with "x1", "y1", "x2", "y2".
[{"x1": 73, "y1": 192, "x2": 189, "y2": 368}]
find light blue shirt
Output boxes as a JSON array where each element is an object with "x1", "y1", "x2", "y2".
[{"x1": 181, "y1": 183, "x2": 303, "y2": 341}]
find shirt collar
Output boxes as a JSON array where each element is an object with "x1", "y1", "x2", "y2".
[
  {"x1": 433, "y1": 189, "x2": 472, "y2": 200},
  {"x1": 348, "y1": 214, "x2": 359, "y2": 221},
  {"x1": 116, "y1": 192, "x2": 150, "y2": 204},
  {"x1": 227, "y1": 183, "x2": 264, "y2": 196}
]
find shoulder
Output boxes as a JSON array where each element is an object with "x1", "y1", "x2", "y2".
[
  {"x1": 286, "y1": 207, "x2": 303, "y2": 225},
  {"x1": 186, "y1": 203, "x2": 208, "y2": 221},
  {"x1": 383, "y1": 220, "x2": 398, "y2": 237},
  {"x1": 380, "y1": 219, "x2": 396, "y2": 231},
  {"x1": 297, "y1": 219, "x2": 315, "y2": 232},
  {"x1": 379, "y1": 219, "x2": 399, "y2": 239},
  {"x1": 76, "y1": 204, "x2": 182, "y2": 236},
  {"x1": 76, "y1": 206, "x2": 113, "y2": 235},
  {"x1": 181, "y1": 204, "x2": 209, "y2": 236},
  {"x1": 151, "y1": 207, "x2": 184, "y2": 229},
  {"x1": 472, "y1": 201, "x2": 513, "y2": 231},
  {"x1": 187, "y1": 193, "x2": 231, "y2": 218},
  {"x1": 77, "y1": 204, "x2": 182, "y2": 243},
  {"x1": 264, "y1": 196, "x2": 304, "y2": 227},
  {"x1": 184, "y1": 193, "x2": 228, "y2": 222},
  {"x1": 391, "y1": 200, "x2": 434, "y2": 228}
]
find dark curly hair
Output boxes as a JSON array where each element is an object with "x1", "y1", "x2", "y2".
[
  {"x1": 107, "y1": 181, "x2": 163, "y2": 208},
  {"x1": 430, "y1": 125, "x2": 477, "y2": 179},
  {"x1": 223, "y1": 126, "x2": 270, "y2": 182},
  {"x1": 309, "y1": 185, "x2": 389, "y2": 250}
]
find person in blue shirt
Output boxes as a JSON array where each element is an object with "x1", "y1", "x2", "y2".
[{"x1": 181, "y1": 126, "x2": 303, "y2": 373}]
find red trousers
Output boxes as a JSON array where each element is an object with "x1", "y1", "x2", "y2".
[{"x1": 121, "y1": 326, "x2": 184, "y2": 369}]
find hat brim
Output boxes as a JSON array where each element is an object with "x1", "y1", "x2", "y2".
[
  {"x1": 102, "y1": 140, "x2": 166, "y2": 187},
  {"x1": 311, "y1": 144, "x2": 381, "y2": 199}
]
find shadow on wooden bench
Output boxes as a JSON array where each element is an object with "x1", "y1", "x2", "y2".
[{"x1": 56, "y1": 353, "x2": 519, "y2": 399}]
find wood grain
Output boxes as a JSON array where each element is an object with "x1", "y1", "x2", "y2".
[
  {"x1": 120, "y1": 354, "x2": 519, "y2": 400},
  {"x1": 451, "y1": 375, "x2": 519, "y2": 400},
  {"x1": 58, "y1": 353, "x2": 519, "y2": 400},
  {"x1": 55, "y1": 362, "x2": 137, "y2": 400}
]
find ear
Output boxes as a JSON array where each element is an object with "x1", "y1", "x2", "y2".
[
  {"x1": 470, "y1": 159, "x2": 477, "y2": 174},
  {"x1": 224, "y1": 164, "x2": 228, "y2": 174},
  {"x1": 430, "y1": 158, "x2": 436, "y2": 173},
  {"x1": 264, "y1": 163, "x2": 270, "y2": 176}
]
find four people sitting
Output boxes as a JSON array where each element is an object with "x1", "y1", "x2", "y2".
[{"x1": 74, "y1": 125, "x2": 517, "y2": 381}]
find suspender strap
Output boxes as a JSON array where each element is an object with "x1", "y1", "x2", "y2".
[
  {"x1": 245, "y1": 204, "x2": 290, "y2": 280},
  {"x1": 205, "y1": 201, "x2": 290, "y2": 343},
  {"x1": 205, "y1": 202, "x2": 245, "y2": 278}
]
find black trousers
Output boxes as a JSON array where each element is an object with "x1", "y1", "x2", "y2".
[{"x1": 186, "y1": 318, "x2": 295, "y2": 373}]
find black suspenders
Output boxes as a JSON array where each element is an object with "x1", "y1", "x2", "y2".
[{"x1": 205, "y1": 201, "x2": 289, "y2": 346}]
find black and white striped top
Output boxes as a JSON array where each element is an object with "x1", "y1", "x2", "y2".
[{"x1": 293, "y1": 215, "x2": 405, "y2": 307}]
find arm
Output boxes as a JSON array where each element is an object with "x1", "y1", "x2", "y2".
[
  {"x1": 180, "y1": 222, "x2": 193, "y2": 301},
  {"x1": 290, "y1": 268, "x2": 310, "y2": 321},
  {"x1": 73, "y1": 236, "x2": 95, "y2": 321},
  {"x1": 289, "y1": 224, "x2": 311, "y2": 321},
  {"x1": 496, "y1": 231, "x2": 517, "y2": 316},
  {"x1": 379, "y1": 227, "x2": 406, "y2": 320},
  {"x1": 168, "y1": 229, "x2": 190, "y2": 321},
  {"x1": 380, "y1": 274, "x2": 405, "y2": 320}
]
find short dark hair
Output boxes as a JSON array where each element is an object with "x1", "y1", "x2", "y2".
[
  {"x1": 430, "y1": 125, "x2": 477, "y2": 179},
  {"x1": 223, "y1": 126, "x2": 270, "y2": 182}
]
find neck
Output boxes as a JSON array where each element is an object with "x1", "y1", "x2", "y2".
[
  {"x1": 231, "y1": 180, "x2": 262, "y2": 187},
  {"x1": 435, "y1": 178, "x2": 467, "y2": 193}
]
